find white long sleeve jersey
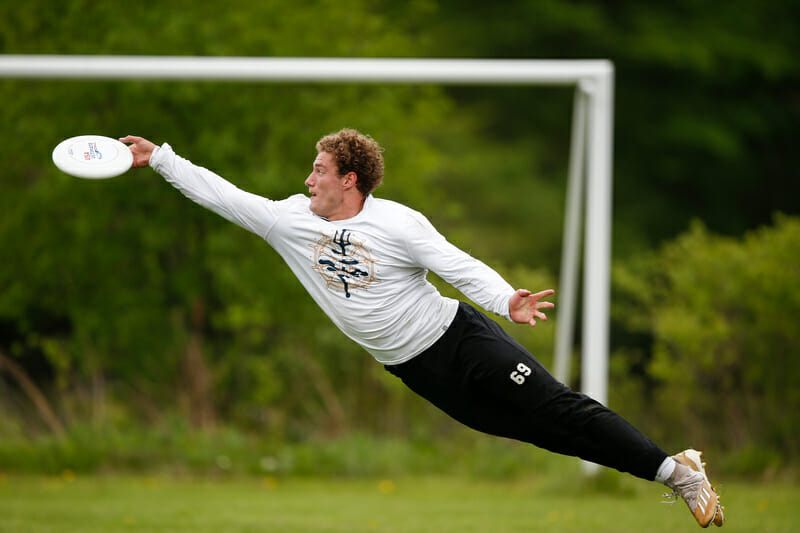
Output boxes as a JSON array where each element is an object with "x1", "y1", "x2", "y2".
[{"x1": 151, "y1": 143, "x2": 516, "y2": 365}]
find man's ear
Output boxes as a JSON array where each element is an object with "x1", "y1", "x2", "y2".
[{"x1": 342, "y1": 171, "x2": 358, "y2": 190}]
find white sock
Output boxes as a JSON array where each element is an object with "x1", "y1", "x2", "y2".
[{"x1": 655, "y1": 456, "x2": 677, "y2": 484}]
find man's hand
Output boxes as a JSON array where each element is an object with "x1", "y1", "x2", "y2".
[
  {"x1": 509, "y1": 288, "x2": 555, "y2": 327},
  {"x1": 119, "y1": 135, "x2": 157, "y2": 168}
]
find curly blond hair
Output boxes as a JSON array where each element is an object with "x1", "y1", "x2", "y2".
[{"x1": 316, "y1": 128, "x2": 384, "y2": 196}]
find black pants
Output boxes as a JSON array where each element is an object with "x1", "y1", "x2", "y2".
[{"x1": 385, "y1": 302, "x2": 667, "y2": 481}]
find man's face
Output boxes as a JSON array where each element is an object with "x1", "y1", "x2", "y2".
[{"x1": 305, "y1": 151, "x2": 344, "y2": 219}]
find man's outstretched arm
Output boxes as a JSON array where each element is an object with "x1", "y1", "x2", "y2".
[{"x1": 119, "y1": 135, "x2": 279, "y2": 239}]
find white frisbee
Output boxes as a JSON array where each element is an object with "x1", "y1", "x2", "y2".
[{"x1": 52, "y1": 135, "x2": 133, "y2": 179}]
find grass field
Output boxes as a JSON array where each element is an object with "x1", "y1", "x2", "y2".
[{"x1": 0, "y1": 472, "x2": 796, "y2": 532}]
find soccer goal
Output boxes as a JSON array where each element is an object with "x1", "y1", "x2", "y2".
[{"x1": 0, "y1": 54, "x2": 614, "y2": 416}]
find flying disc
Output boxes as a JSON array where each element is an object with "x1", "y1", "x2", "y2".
[{"x1": 52, "y1": 135, "x2": 134, "y2": 179}]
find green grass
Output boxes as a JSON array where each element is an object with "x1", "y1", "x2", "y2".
[{"x1": 0, "y1": 472, "x2": 796, "y2": 532}]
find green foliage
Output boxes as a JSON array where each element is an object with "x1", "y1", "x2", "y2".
[
  {"x1": 0, "y1": 0, "x2": 563, "y2": 449},
  {"x1": 611, "y1": 216, "x2": 800, "y2": 459},
  {"x1": 1, "y1": 0, "x2": 798, "y2": 476},
  {"x1": 0, "y1": 417, "x2": 563, "y2": 479},
  {"x1": 425, "y1": 0, "x2": 800, "y2": 253}
]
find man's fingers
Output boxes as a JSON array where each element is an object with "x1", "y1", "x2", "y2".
[
  {"x1": 515, "y1": 289, "x2": 555, "y2": 301},
  {"x1": 531, "y1": 289, "x2": 555, "y2": 300},
  {"x1": 527, "y1": 310, "x2": 549, "y2": 327}
]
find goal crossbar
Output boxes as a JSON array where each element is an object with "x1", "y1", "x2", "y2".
[{"x1": 0, "y1": 55, "x2": 612, "y2": 85}]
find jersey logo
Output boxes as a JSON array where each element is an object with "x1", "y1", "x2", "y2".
[{"x1": 311, "y1": 229, "x2": 377, "y2": 298}]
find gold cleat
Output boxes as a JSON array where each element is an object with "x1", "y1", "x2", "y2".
[{"x1": 669, "y1": 449, "x2": 725, "y2": 527}]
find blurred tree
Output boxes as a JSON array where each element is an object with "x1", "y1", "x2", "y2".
[
  {"x1": 417, "y1": 0, "x2": 800, "y2": 255},
  {"x1": 0, "y1": 0, "x2": 553, "y2": 439},
  {"x1": 1, "y1": 0, "x2": 796, "y2": 473},
  {"x1": 611, "y1": 215, "x2": 800, "y2": 459}
]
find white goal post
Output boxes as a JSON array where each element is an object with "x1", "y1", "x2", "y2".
[{"x1": 0, "y1": 54, "x2": 613, "y2": 418}]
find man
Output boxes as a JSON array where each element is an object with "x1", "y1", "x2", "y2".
[{"x1": 121, "y1": 129, "x2": 724, "y2": 527}]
